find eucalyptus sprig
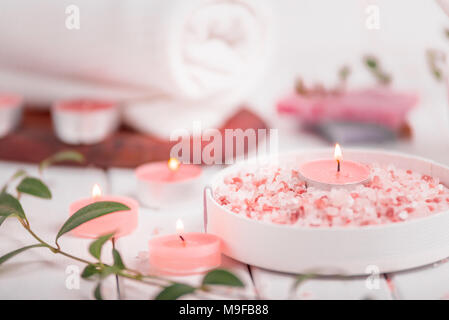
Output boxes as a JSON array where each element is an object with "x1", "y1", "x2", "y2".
[{"x1": 0, "y1": 151, "x2": 247, "y2": 300}]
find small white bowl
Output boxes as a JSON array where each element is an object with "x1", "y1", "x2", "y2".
[
  {"x1": 52, "y1": 98, "x2": 119, "y2": 145},
  {"x1": 0, "y1": 94, "x2": 23, "y2": 138},
  {"x1": 205, "y1": 149, "x2": 449, "y2": 275}
]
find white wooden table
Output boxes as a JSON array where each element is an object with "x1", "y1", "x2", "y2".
[
  {"x1": 1, "y1": 148, "x2": 449, "y2": 300},
  {"x1": 1, "y1": 72, "x2": 449, "y2": 300}
]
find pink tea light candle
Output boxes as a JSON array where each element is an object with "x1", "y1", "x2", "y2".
[
  {"x1": 298, "y1": 144, "x2": 370, "y2": 189},
  {"x1": 52, "y1": 98, "x2": 119, "y2": 145},
  {"x1": 136, "y1": 158, "x2": 203, "y2": 208},
  {"x1": 0, "y1": 93, "x2": 23, "y2": 138},
  {"x1": 148, "y1": 219, "x2": 221, "y2": 275},
  {"x1": 69, "y1": 184, "x2": 139, "y2": 239}
]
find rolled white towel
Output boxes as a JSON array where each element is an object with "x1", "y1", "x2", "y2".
[
  {"x1": 0, "y1": 0, "x2": 271, "y2": 137},
  {"x1": 0, "y1": 0, "x2": 270, "y2": 102}
]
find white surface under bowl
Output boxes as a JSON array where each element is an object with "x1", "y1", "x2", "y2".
[{"x1": 205, "y1": 149, "x2": 449, "y2": 275}]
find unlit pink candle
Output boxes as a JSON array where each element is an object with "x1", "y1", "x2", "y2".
[
  {"x1": 298, "y1": 144, "x2": 370, "y2": 189},
  {"x1": 52, "y1": 98, "x2": 119, "y2": 145},
  {"x1": 69, "y1": 185, "x2": 139, "y2": 238},
  {"x1": 0, "y1": 93, "x2": 23, "y2": 138},
  {"x1": 148, "y1": 220, "x2": 221, "y2": 275}
]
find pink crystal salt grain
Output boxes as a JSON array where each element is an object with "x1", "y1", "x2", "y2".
[{"x1": 213, "y1": 164, "x2": 449, "y2": 227}]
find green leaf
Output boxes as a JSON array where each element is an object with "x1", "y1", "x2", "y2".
[
  {"x1": 56, "y1": 201, "x2": 130, "y2": 241},
  {"x1": 89, "y1": 233, "x2": 114, "y2": 260},
  {"x1": 0, "y1": 244, "x2": 46, "y2": 266},
  {"x1": 202, "y1": 269, "x2": 244, "y2": 287},
  {"x1": 112, "y1": 249, "x2": 125, "y2": 270},
  {"x1": 39, "y1": 150, "x2": 85, "y2": 173},
  {"x1": 94, "y1": 283, "x2": 103, "y2": 300},
  {"x1": 0, "y1": 193, "x2": 26, "y2": 219},
  {"x1": 365, "y1": 56, "x2": 377, "y2": 69},
  {"x1": 155, "y1": 283, "x2": 196, "y2": 300},
  {"x1": 17, "y1": 177, "x2": 52, "y2": 199},
  {"x1": 0, "y1": 216, "x2": 6, "y2": 227},
  {"x1": 81, "y1": 264, "x2": 100, "y2": 279}
]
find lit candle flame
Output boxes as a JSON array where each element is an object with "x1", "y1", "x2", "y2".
[
  {"x1": 334, "y1": 143, "x2": 342, "y2": 161},
  {"x1": 92, "y1": 184, "x2": 102, "y2": 199},
  {"x1": 176, "y1": 219, "x2": 185, "y2": 243},
  {"x1": 168, "y1": 157, "x2": 180, "y2": 172},
  {"x1": 334, "y1": 143, "x2": 342, "y2": 172}
]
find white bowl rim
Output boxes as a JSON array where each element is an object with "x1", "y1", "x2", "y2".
[{"x1": 206, "y1": 148, "x2": 449, "y2": 232}]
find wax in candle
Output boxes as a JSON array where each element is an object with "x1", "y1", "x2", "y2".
[
  {"x1": 298, "y1": 159, "x2": 370, "y2": 185},
  {"x1": 55, "y1": 99, "x2": 116, "y2": 112},
  {"x1": 69, "y1": 195, "x2": 139, "y2": 239},
  {"x1": 148, "y1": 233, "x2": 221, "y2": 275}
]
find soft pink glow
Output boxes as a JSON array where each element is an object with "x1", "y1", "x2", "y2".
[
  {"x1": 136, "y1": 161, "x2": 202, "y2": 183},
  {"x1": 148, "y1": 233, "x2": 221, "y2": 275},
  {"x1": 69, "y1": 195, "x2": 138, "y2": 239},
  {"x1": 299, "y1": 159, "x2": 370, "y2": 185}
]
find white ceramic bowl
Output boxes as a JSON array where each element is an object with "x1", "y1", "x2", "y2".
[{"x1": 205, "y1": 149, "x2": 449, "y2": 275}]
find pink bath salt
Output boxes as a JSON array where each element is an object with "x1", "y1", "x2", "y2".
[{"x1": 214, "y1": 164, "x2": 449, "y2": 228}]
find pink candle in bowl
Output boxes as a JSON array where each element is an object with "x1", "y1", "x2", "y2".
[
  {"x1": 148, "y1": 219, "x2": 221, "y2": 275},
  {"x1": 52, "y1": 98, "x2": 119, "y2": 145},
  {"x1": 298, "y1": 144, "x2": 370, "y2": 189},
  {"x1": 0, "y1": 93, "x2": 23, "y2": 138},
  {"x1": 136, "y1": 158, "x2": 203, "y2": 208},
  {"x1": 69, "y1": 184, "x2": 139, "y2": 239}
]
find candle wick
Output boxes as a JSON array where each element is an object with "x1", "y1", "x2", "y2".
[
  {"x1": 179, "y1": 235, "x2": 185, "y2": 243},
  {"x1": 337, "y1": 160, "x2": 340, "y2": 172}
]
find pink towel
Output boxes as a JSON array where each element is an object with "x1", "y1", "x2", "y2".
[{"x1": 277, "y1": 88, "x2": 419, "y2": 130}]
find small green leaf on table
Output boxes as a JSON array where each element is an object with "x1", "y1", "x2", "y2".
[
  {"x1": 17, "y1": 177, "x2": 52, "y2": 199},
  {"x1": 202, "y1": 269, "x2": 244, "y2": 287},
  {"x1": 0, "y1": 193, "x2": 26, "y2": 219},
  {"x1": 155, "y1": 283, "x2": 196, "y2": 300},
  {"x1": 112, "y1": 249, "x2": 125, "y2": 270},
  {"x1": 81, "y1": 264, "x2": 100, "y2": 279},
  {"x1": 0, "y1": 244, "x2": 47, "y2": 266},
  {"x1": 89, "y1": 233, "x2": 114, "y2": 260},
  {"x1": 56, "y1": 201, "x2": 130, "y2": 241},
  {"x1": 94, "y1": 283, "x2": 103, "y2": 300}
]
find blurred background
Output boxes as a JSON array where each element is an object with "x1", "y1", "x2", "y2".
[{"x1": 0, "y1": 0, "x2": 449, "y2": 166}]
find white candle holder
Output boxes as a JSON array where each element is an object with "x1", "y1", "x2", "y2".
[
  {"x1": 136, "y1": 163, "x2": 203, "y2": 208},
  {"x1": 205, "y1": 149, "x2": 449, "y2": 275},
  {"x1": 51, "y1": 99, "x2": 119, "y2": 145},
  {"x1": 0, "y1": 94, "x2": 23, "y2": 138}
]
